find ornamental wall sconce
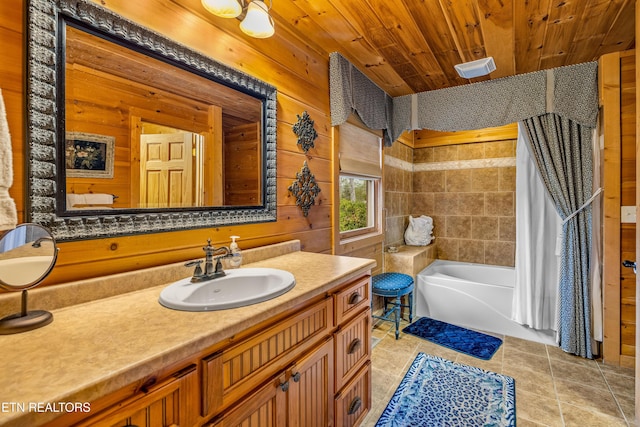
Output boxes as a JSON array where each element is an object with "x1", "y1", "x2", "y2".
[
  {"x1": 201, "y1": 0, "x2": 275, "y2": 38},
  {"x1": 292, "y1": 111, "x2": 318, "y2": 154},
  {"x1": 288, "y1": 161, "x2": 321, "y2": 217}
]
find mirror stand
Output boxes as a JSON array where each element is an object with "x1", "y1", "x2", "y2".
[
  {"x1": 0, "y1": 223, "x2": 59, "y2": 334},
  {"x1": 0, "y1": 290, "x2": 53, "y2": 335}
]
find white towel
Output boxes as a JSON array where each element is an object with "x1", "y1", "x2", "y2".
[
  {"x1": 83, "y1": 193, "x2": 114, "y2": 205},
  {"x1": 0, "y1": 88, "x2": 17, "y2": 231},
  {"x1": 66, "y1": 193, "x2": 87, "y2": 207}
]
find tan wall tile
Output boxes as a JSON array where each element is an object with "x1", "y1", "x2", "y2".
[
  {"x1": 471, "y1": 168, "x2": 500, "y2": 191},
  {"x1": 385, "y1": 216, "x2": 406, "y2": 247},
  {"x1": 458, "y1": 143, "x2": 485, "y2": 160},
  {"x1": 485, "y1": 192, "x2": 514, "y2": 216},
  {"x1": 472, "y1": 216, "x2": 499, "y2": 240},
  {"x1": 499, "y1": 216, "x2": 516, "y2": 241},
  {"x1": 403, "y1": 170, "x2": 413, "y2": 192},
  {"x1": 458, "y1": 193, "x2": 484, "y2": 216},
  {"x1": 484, "y1": 241, "x2": 515, "y2": 266},
  {"x1": 384, "y1": 166, "x2": 400, "y2": 192},
  {"x1": 446, "y1": 169, "x2": 471, "y2": 192},
  {"x1": 499, "y1": 166, "x2": 516, "y2": 191},
  {"x1": 446, "y1": 216, "x2": 472, "y2": 239},
  {"x1": 431, "y1": 215, "x2": 445, "y2": 238},
  {"x1": 412, "y1": 193, "x2": 434, "y2": 213},
  {"x1": 433, "y1": 145, "x2": 458, "y2": 162},
  {"x1": 458, "y1": 240, "x2": 485, "y2": 263},
  {"x1": 414, "y1": 170, "x2": 445, "y2": 192},
  {"x1": 414, "y1": 147, "x2": 433, "y2": 163},
  {"x1": 434, "y1": 193, "x2": 459, "y2": 215},
  {"x1": 436, "y1": 237, "x2": 459, "y2": 260},
  {"x1": 485, "y1": 140, "x2": 516, "y2": 158}
]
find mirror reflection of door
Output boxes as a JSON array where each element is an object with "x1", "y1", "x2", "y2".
[{"x1": 139, "y1": 127, "x2": 204, "y2": 208}]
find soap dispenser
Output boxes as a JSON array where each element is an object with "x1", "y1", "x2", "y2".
[{"x1": 229, "y1": 236, "x2": 243, "y2": 268}]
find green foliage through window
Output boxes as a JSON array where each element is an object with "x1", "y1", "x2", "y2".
[{"x1": 339, "y1": 176, "x2": 372, "y2": 232}]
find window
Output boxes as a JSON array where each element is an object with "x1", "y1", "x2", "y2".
[
  {"x1": 339, "y1": 175, "x2": 378, "y2": 236},
  {"x1": 337, "y1": 122, "x2": 382, "y2": 240}
]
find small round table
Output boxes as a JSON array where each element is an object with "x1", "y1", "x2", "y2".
[{"x1": 371, "y1": 273, "x2": 414, "y2": 339}]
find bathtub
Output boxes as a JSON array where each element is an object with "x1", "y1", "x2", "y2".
[{"x1": 415, "y1": 260, "x2": 556, "y2": 345}]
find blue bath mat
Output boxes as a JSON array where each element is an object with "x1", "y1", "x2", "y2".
[
  {"x1": 375, "y1": 353, "x2": 515, "y2": 426},
  {"x1": 403, "y1": 317, "x2": 502, "y2": 360}
]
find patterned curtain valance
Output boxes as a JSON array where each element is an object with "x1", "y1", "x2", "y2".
[
  {"x1": 329, "y1": 52, "x2": 395, "y2": 146},
  {"x1": 329, "y1": 52, "x2": 598, "y2": 145}
]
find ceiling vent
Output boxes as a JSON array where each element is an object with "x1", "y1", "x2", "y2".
[{"x1": 454, "y1": 57, "x2": 496, "y2": 79}]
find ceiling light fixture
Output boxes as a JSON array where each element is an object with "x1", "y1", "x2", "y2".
[
  {"x1": 201, "y1": 0, "x2": 275, "y2": 39},
  {"x1": 454, "y1": 57, "x2": 496, "y2": 79}
]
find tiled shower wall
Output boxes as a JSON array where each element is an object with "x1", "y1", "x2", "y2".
[
  {"x1": 412, "y1": 140, "x2": 517, "y2": 266},
  {"x1": 383, "y1": 141, "x2": 413, "y2": 249}
]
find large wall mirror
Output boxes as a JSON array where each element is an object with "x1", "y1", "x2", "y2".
[{"x1": 26, "y1": 0, "x2": 277, "y2": 241}]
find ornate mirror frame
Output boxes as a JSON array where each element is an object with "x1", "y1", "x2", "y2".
[{"x1": 25, "y1": 0, "x2": 277, "y2": 241}]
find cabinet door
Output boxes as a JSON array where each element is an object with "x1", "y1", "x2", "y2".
[
  {"x1": 335, "y1": 363, "x2": 371, "y2": 427},
  {"x1": 287, "y1": 338, "x2": 334, "y2": 427},
  {"x1": 77, "y1": 365, "x2": 198, "y2": 427},
  {"x1": 335, "y1": 309, "x2": 370, "y2": 392},
  {"x1": 207, "y1": 375, "x2": 287, "y2": 427}
]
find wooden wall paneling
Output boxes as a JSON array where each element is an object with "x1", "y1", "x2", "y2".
[
  {"x1": 636, "y1": 1, "x2": 640, "y2": 419},
  {"x1": 539, "y1": 0, "x2": 582, "y2": 70},
  {"x1": 414, "y1": 123, "x2": 518, "y2": 147},
  {"x1": 599, "y1": 0, "x2": 636, "y2": 59},
  {"x1": 601, "y1": 51, "x2": 623, "y2": 365},
  {"x1": 620, "y1": 52, "x2": 637, "y2": 364},
  {"x1": 1, "y1": 0, "x2": 24, "y2": 223},
  {"x1": 272, "y1": 0, "x2": 413, "y2": 97},
  {"x1": 0, "y1": 0, "x2": 337, "y2": 286},
  {"x1": 87, "y1": 0, "x2": 331, "y2": 112},
  {"x1": 513, "y1": 0, "x2": 552, "y2": 74},
  {"x1": 475, "y1": 0, "x2": 515, "y2": 79}
]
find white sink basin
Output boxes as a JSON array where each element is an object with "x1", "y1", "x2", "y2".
[{"x1": 158, "y1": 268, "x2": 296, "y2": 311}]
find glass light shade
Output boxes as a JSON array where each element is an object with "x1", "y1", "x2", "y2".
[
  {"x1": 201, "y1": 0, "x2": 242, "y2": 18},
  {"x1": 239, "y1": 1, "x2": 275, "y2": 38}
]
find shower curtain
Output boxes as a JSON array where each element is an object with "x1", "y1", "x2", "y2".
[{"x1": 513, "y1": 124, "x2": 562, "y2": 331}]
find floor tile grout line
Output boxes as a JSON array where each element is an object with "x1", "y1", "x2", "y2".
[
  {"x1": 595, "y1": 359, "x2": 632, "y2": 426},
  {"x1": 545, "y1": 343, "x2": 567, "y2": 427}
]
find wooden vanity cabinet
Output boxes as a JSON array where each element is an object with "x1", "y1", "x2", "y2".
[
  {"x1": 207, "y1": 338, "x2": 334, "y2": 427},
  {"x1": 43, "y1": 272, "x2": 372, "y2": 427},
  {"x1": 74, "y1": 364, "x2": 199, "y2": 427}
]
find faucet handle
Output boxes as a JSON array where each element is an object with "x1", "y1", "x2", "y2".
[{"x1": 185, "y1": 260, "x2": 203, "y2": 278}]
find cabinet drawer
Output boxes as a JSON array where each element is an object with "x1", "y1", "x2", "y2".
[
  {"x1": 334, "y1": 309, "x2": 370, "y2": 391},
  {"x1": 334, "y1": 362, "x2": 371, "y2": 427},
  {"x1": 334, "y1": 275, "x2": 370, "y2": 325},
  {"x1": 76, "y1": 365, "x2": 198, "y2": 427},
  {"x1": 202, "y1": 298, "x2": 333, "y2": 417}
]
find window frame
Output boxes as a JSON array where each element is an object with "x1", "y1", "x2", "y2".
[{"x1": 338, "y1": 173, "x2": 380, "y2": 239}]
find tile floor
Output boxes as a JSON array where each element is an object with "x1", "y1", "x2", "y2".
[{"x1": 362, "y1": 319, "x2": 636, "y2": 427}]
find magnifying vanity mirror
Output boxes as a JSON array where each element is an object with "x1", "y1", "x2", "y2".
[
  {"x1": 26, "y1": 0, "x2": 277, "y2": 241},
  {"x1": 0, "y1": 224, "x2": 58, "y2": 334}
]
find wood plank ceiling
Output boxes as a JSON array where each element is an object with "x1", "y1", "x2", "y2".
[
  {"x1": 270, "y1": 0, "x2": 635, "y2": 97},
  {"x1": 172, "y1": 0, "x2": 635, "y2": 97}
]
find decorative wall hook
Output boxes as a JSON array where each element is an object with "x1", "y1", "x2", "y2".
[
  {"x1": 292, "y1": 111, "x2": 318, "y2": 154},
  {"x1": 288, "y1": 161, "x2": 321, "y2": 217}
]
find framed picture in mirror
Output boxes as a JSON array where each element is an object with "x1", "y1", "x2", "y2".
[{"x1": 65, "y1": 132, "x2": 115, "y2": 179}]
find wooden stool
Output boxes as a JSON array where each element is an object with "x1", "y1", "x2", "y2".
[{"x1": 371, "y1": 273, "x2": 414, "y2": 339}]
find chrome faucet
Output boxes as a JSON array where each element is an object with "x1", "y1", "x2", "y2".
[{"x1": 185, "y1": 239, "x2": 231, "y2": 283}]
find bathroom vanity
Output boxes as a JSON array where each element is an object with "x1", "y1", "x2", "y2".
[{"x1": 0, "y1": 242, "x2": 375, "y2": 427}]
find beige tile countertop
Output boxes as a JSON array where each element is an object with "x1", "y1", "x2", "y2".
[{"x1": 0, "y1": 245, "x2": 375, "y2": 427}]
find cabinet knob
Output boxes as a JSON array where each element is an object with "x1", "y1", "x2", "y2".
[
  {"x1": 291, "y1": 371, "x2": 301, "y2": 383},
  {"x1": 347, "y1": 396, "x2": 362, "y2": 415},
  {"x1": 348, "y1": 292, "x2": 361, "y2": 305},
  {"x1": 279, "y1": 374, "x2": 290, "y2": 392},
  {"x1": 347, "y1": 338, "x2": 362, "y2": 354}
]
